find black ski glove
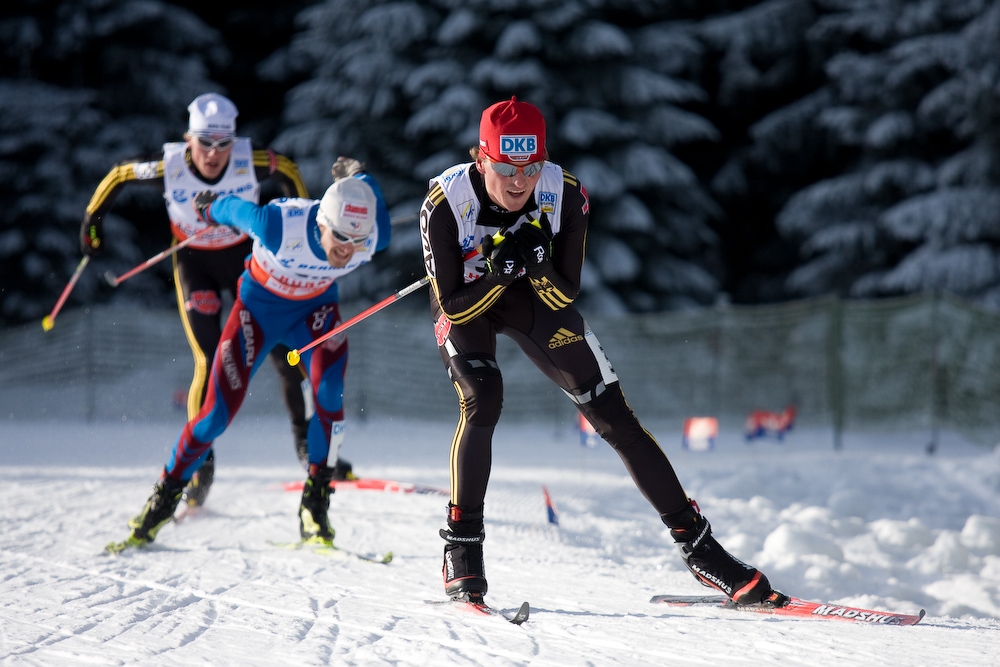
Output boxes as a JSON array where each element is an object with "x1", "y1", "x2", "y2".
[
  {"x1": 514, "y1": 214, "x2": 553, "y2": 275},
  {"x1": 80, "y1": 218, "x2": 103, "y2": 257},
  {"x1": 481, "y1": 232, "x2": 523, "y2": 285},
  {"x1": 192, "y1": 190, "x2": 220, "y2": 225}
]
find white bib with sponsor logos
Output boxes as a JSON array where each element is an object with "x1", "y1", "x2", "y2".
[
  {"x1": 249, "y1": 198, "x2": 377, "y2": 300},
  {"x1": 429, "y1": 162, "x2": 563, "y2": 283},
  {"x1": 163, "y1": 139, "x2": 258, "y2": 249}
]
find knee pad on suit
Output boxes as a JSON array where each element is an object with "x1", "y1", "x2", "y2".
[
  {"x1": 445, "y1": 353, "x2": 504, "y2": 426},
  {"x1": 574, "y1": 381, "x2": 645, "y2": 450}
]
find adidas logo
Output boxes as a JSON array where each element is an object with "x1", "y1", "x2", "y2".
[{"x1": 548, "y1": 327, "x2": 584, "y2": 349}]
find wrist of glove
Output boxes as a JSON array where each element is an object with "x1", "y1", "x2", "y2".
[
  {"x1": 514, "y1": 216, "x2": 553, "y2": 275},
  {"x1": 331, "y1": 156, "x2": 366, "y2": 181},
  {"x1": 193, "y1": 190, "x2": 220, "y2": 225},
  {"x1": 482, "y1": 233, "x2": 523, "y2": 286},
  {"x1": 80, "y1": 222, "x2": 103, "y2": 257}
]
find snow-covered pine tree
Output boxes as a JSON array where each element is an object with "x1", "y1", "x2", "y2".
[
  {"x1": 695, "y1": 0, "x2": 824, "y2": 303},
  {"x1": 727, "y1": 0, "x2": 1000, "y2": 306},
  {"x1": 0, "y1": 0, "x2": 228, "y2": 326},
  {"x1": 262, "y1": 0, "x2": 727, "y2": 313}
]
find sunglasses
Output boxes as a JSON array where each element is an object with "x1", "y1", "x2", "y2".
[
  {"x1": 484, "y1": 156, "x2": 544, "y2": 177},
  {"x1": 194, "y1": 135, "x2": 236, "y2": 151},
  {"x1": 329, "y1": 227, "x2": 368, "y2": 247},
  {"x1": 318, "y1": 208, "x2": 369, "y2": 246}
]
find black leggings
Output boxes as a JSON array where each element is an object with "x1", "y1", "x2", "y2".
[{"x1": 431, "y1": 281, "x2": 689, "y2": 517}]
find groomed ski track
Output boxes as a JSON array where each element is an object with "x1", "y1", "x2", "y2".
[{"x1": 1, "y1": 418, "x2": 998, "y2": 666}]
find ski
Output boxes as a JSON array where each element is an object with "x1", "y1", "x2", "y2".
[
  {"x1": 650, "y1": 594, "x2": 925, "y2": 626},
  {"x1": 106, "y1": 537, "x2": 392, "y2": 562},
  {"x1": 427, "y1": 599, "x2": 530, "y2": 625},
  {"x1": 276, "y1": 477, "x2": 448, "y2": 496},
  {"x1": 267, "y1": 539, "x2": 393, "y2": 564}
]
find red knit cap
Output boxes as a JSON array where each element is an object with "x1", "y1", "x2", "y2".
[{"x1": 479, "y1": 96, "x2": 545, "y2": 164}]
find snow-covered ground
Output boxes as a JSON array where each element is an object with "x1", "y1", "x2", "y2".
[{"x1": 1, "y1": 416, "x2": 998, "y2": 666}]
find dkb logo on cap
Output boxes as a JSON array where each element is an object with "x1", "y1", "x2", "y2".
[
  {"x1": 480, "y1": 97, "x2": 545, "y2": 164},
  {"x1": 500, "y1": 135, "x2": 537, "y2": 162}
]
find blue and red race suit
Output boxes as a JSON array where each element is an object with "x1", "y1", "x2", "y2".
[{"x1": 163, "y1": 174, "x2": 390, "y2": 480}]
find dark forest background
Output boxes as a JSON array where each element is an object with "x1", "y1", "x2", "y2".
[{"x1": 3, "y1": 0, "x2": 1000, "y2": 327}]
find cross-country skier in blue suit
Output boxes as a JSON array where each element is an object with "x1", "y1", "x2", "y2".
[{"x1": 108, "y1": 170, "x2": 390, "y2": 554}]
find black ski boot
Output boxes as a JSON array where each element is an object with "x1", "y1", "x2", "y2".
[
  {"x1": 299, "y1": 464, "x2": 335, "y2": 544},
  {"x1": 663, "y1": 500, "x2": 786, "y2": 607},
  {"x1": 440, "y1": 504, "x2": 488, "y2": 601},
  {"x1": 294, "y1": 438, "x2": 354, "y2": 480},
  {"x1": 181, "y1": 449, "x2": 215, "y2": 508},
  {"x1": 332, "y1": 457, "x2": 354, "y2": 481},
  {"x1": 127, "y1": 473, "x2": 186, "y2": 544}
]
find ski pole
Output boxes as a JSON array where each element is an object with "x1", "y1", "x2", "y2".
[
  {"x1": 286, "y1": 246, "x2": 488, "y2": 366},
  {"x1": 104, "y1": 226, "x2": 215, "y2": 287},
  {"x1": 42, "y1": 255, "x2": 90, "y2": 331},
  {"x1": 390, "y1": 213, "x2": 417, "y2": 226},
  {"x1": 286, "y1": 276, "x2": 430, "y2": 366}
]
